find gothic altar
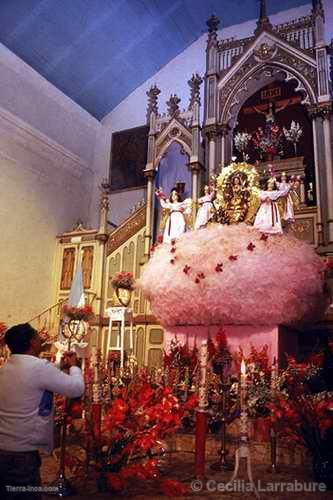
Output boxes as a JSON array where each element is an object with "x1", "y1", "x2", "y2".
[
  {"x1": 21, "y1": 2, "x2": 333, "y2": 496},
  {"x1": 46, "y1": 0, "x2": 333, "y2": 371}
]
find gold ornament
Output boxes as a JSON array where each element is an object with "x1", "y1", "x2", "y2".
[{"x1": 214, "y1": 161, "x2": 260, "y2": 225}]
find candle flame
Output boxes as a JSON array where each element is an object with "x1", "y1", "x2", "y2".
[{"x1": 241, "y1": 359, "x2": 246, "y2": 375}]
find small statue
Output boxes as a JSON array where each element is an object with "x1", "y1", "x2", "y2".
[
  {"x1": 275, "y1": 171, "x2": 299, "y2": 224},
  {"x1": 254, "y1": 178, "x2": 290, "y2": 234},
  {"x1": 194, "y1": 185, "x2": 216, "y2": 229},
  {"x1": 156, "y1": 188, "x2": 192, "y2": 243},
  {"x1": 223, "y1": 173, "x2": 250, "y2": 224}
]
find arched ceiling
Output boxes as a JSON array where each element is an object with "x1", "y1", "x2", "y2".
[{"x1": 0, "y1": 0, "x2": 309, "y2": 120}]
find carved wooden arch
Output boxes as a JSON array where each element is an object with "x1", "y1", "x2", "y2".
[
  {"x1": 219, "y1": 59, "x2": 317, "y2": 130},
  {"x1": 154, "y1": 118, "x2": 192, "y2": 166}
]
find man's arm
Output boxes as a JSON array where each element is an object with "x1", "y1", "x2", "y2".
[{"x1": 39, "y1": 359, "x2": 84, "y2": 398}]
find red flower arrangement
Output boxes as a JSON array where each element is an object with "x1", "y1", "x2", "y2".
[
  {"x1": 0, "y1": 322, "x2": 7, "y2": 346},
  {"x1": 67, "y1": 371, "x2": 189, "y2": 494},
  {"x1": 111, "y1": 271, "x2": 134, "y2": 290},
  {"x1": 269, "y1": 353, "x2": 333, "y2": 461},
  {"x1": 252, "y1": 124, "x2": 283, "y2": 157},
  {"x1": 62, "y1": 304, "x2": 94, "y2": 321},
  {"x1": 234, "y1": 344, "x2": 273, "y2": 419}
]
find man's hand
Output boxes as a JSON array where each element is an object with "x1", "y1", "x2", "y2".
[{"x1": 60, "y1": 352, "x2": 78, "y2": 371}]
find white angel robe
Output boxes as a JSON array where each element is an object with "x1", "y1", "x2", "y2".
[
  {"x1": 159, "y1": 199, "x2": 187, "y2": 243},
  {"x1": 194, "y1": 193, "x2": 215, "y2": 230},
  {"x1": 254, "y1": 187, "x2": 290, "y2": 234}
]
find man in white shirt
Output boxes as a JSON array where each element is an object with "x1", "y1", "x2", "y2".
[{"x1": 0, "y1": 323, "x2": 85, "y2": 499}]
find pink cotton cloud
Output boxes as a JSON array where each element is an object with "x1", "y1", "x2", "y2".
[{"x1": 138, "y1": 224, "x2": 326, "y2": 327}]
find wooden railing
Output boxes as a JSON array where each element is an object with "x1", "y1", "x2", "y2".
[{"x1": 27, "y1": 291, "x2": 97, "y2": 336}]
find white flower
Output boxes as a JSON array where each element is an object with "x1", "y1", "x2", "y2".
[
  {"x1": 234, "y1": 132, "x2": 252, "y2": 152},
  {"x1": 284, "y1": 121, "x2": 302, "y2": 143}
]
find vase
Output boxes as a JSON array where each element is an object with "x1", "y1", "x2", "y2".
[
  {"x1": 115, "y1": 287, "x2": 132, "y2": 307},
  {"x1": 312, "y1": 457, "x2": 333, "y2": 490}
]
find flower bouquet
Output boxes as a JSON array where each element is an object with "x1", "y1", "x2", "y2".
[
  {"x1": 111, "y1": 272, "x2": 135, "y2": 307},
  {"x1": 252, "y1": 123, "x2": 283, "y2": 159},
  {"x1": 283, "y1": 120, "x2": 302, "y2": 156},
  {"x1": 111, "y1": 272, "x2": 134, "y2": 290},
  {"x1": 62, "y1": 304, "x2": 94, "y2": 322},
  {"x1": 0, "y1": 322, "x2": 7, "y2": 346},
  {"x1": 64, "y1": 371, "x2": 189, "y2": 496},
  {"x1": 234, "y1": 131, "x2": 252, "y2": 160},
  {"x1": 269, "y1": 350, "x2": 333, "y2": 488}
]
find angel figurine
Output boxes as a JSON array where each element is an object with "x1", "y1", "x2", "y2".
[
  {"x1": 156, "y1": 188, "x2": 192, "y2": 243},
  {"x1": 275, "y1": 171, "x2": 298, "y2": 224},
  {"x1": 194, "y1": 185, "x2": 215, "y2": 229},
  {"x1": 254, "y1": 178, "x2": 290, "y2": 234}
]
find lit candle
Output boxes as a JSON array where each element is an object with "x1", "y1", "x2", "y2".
[
  {"x1": 240, "y1": 359, "x2": 248, "y2": 438},
  {"x1": 240, "y1": 358, "x2": 247, "y2": 408}
]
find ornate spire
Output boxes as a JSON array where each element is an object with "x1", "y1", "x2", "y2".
[
  {"x1": 206, "y1": 14, "x2": 220, "y2": 45},
  {"x1": 312, "y1": 0, "x2": 324, "y2": 19},
  {"x1": 255, "y1": 0, "x2": 272, "y2": 35},
  {"x1": 166, "y1": 94, "x2": 181, "y2": 118},
  {"x1": 146, "y1": 84, "x2": 161, "y2": 124},
  {"x1": 188, "y1": 73, "x2": 203, "y2": 109}
]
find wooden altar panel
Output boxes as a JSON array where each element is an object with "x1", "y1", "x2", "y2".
[
  {"x1": 60, "y1": 247, "x2": 75, "y2": 290},
  {"x1": 81, "y1": 246, "x2": 94, "y2": 289}
]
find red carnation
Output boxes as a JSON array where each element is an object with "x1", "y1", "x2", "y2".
[
  {"x1": 247, "y1": 242, "x2": 255, "y2": 251},
  {"x1": 215, "y1": 263, "x2": 223, "y2": 272}
]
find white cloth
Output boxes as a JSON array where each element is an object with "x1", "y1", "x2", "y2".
[
  {"x1": 0, "y1": 354, "x2": 84, "y2": 453},
  {"x1": 160, "y1": 199, "x2": 187, "y2": 243},
  {"x1": 254, "y1": 187, "x2": 290, "y2": 234},
  {"x1": 277, "y1": 181, "x2": 295, "y2": 223},
  {"x1": 194, "y1": 194, "x2": 215, "y2": 229}
]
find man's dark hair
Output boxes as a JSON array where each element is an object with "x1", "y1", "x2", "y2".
[{"x1": 5, "y1": 323, "x2": 37, "y2": 354}]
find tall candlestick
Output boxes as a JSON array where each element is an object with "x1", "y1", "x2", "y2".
[
  {"x1": 239, "y1": 359, "x2": 248, "y2": 438},
  {"x1": 198, "y1": 341, "x2": 208, "y2": 409},
  {"x1": 269, "y1": 357, "x2": 278, "y2": 473},
  {"x1": 195, "y1": 340, "x2": 208, "y2": 479}
]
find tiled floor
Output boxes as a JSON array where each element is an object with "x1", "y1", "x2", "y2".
[{"x1": 41, "y1": 451, "x2": 333, "y2": 499}]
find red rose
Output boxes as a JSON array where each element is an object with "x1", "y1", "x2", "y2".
[{"x1": 215, "y1": 263, "x2": 223, "y2": 272}]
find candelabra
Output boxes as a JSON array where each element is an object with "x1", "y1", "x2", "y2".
[
  {"x1": 210, "y1": 362, "x2": 234, "y2": 472},
  {"x1": 52, "y1": 319, "x2": 89, "y2": 497},
  {"x1": 195, "y1": 341, "x2": 208, "y2": 479},
  {"x1": 226, "y1": 360, "x2": 259, "y2": 499},
  {"x1": 268, "y1": 357, "x2": 278, "y2": 473}
]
